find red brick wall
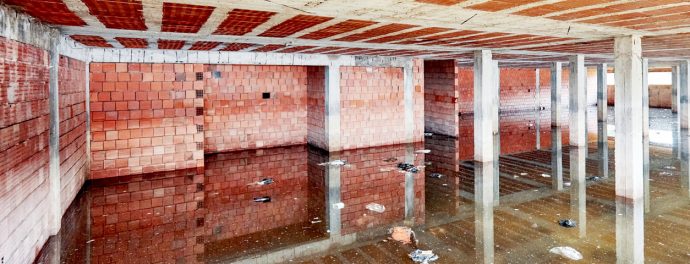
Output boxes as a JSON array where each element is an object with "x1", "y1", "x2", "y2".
[
  {"x1": 306, "y1": 66, "x2": 327, "y2": 150},
  {"x1": 424, "y1": 60, "x2": 458, "y2": 137},
  {"x1": 89, "y1": 63, "x2": 205, "y2": 179},
  {"x1": 0, "y1": 36, "x2": 52, "y2": 264},
  {"x1": 340, "y1": 144, "x2": 425, "y2": 235},
  {"x1": 59, "y1": 56, "x2": 87, "y2": 212},
  {"x1": 88, "y1": 168, "x2": 205, "y2": 263},
  {"x1": 204, "y1": 65, "x2": 309, "y2": 153}
]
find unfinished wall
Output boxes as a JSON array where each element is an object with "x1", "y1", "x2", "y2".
[
  {"x1": 0, "y1": 36, "x2": 52, "y2": 264},
  {"x1": 306, "y1": 66, "x2": 327, "y2": 150},
  {"x1": 204, "y1": 65, "x2": 309, "y2": 153},
  {"x1": 58, "y1": 55, "x2": 87, "y2": 212},
  {"x1": 607, "y1": 84, "x2": 672, "y2": 108},
  {"x1": 89, "y1": 63, "x2": 204, "y2": 179},
  {"x1": 424, "y1": 60, "x2": 458, "y2": 137}
]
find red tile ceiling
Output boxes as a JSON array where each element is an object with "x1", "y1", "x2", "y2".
[
  {"x1": 415, "y1": 0, "x2": 465, "y2": 6},
  {"x1": 157, "y1": 39, "x2": 185, "y2": 50},
  {"x1": 299, "y1": 19, "x2": 378, "y2": 40},
  {"x1": 514, "y1": 0, "x2": 611, "y2": 17},
  {"x1": 335, "y1": 23, "x2": 418, "y2": 42},
  {"x1": 467, "y1": 0, "x2": 540, "y2": 12},
  {"x1": 70, "y1": 35, "x2": 112, "y2": 47},
  {"x1": 213, "y1": 9, "x2": 276, "y2": 35},
  {"x1": 395, "y1": 30, "x2": 481, "y2": 45},
  {"x1": 4, "y1": 0, "x2": 85, "y2": 26},
  {"x1": 188, "y1": 41, "x2": 221, "y2": 50},
  {"x1": 258, "y1": 15, "x2": 333, "y2": 38},
  {"x1": 161, "y1": 3, "x2": 215, "y2": 33},
  {"x1": 365, "y1": 27, "x2": 452, "y2": 43},
  {"x1": 251, "y1": 44, "x2": 285, "y2": 52},
  {"x1": 300, "y1": 47, "x2": 349, "y2": 54},
  {"x1": 81, "y1": 0, "x2": 146, "y2": 30},
  {"x1": 115, "y1": 37, "x2": 148, "y2": 48},
  {"x1": 219, "y1": 43, "x2": 256, "y2": 51},
  {"x1": 548, "y1": 0, "x2": 685, "y2": 21}
]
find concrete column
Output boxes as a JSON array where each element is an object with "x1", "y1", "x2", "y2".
[
  {"x1": 535, "y1": 68, "x2": 541, "y2": 150},
  {"x1": 680, "y1": 61, "x2": 689, "y2": 130},
  {"x1": 672, "y1": 66, "x2": 679, "y2": 113},
  {"x1": 569, "y1": 55, "x2": 587, "y2": 147},
  {"x1": 492, "y1": 61, "x2": 500, "y2": 204},
  {"x1": 570, "y1": 146, "x2": 587, "y2": 238},
  {"x1": 597, "y1": 64, "x2": 609, "y2": 178},
  {"x1": 614, "y1": 35, "x2": 644, "y2": 199},
  {"x1": 616, "y1": 198, "x2": 644, "y2": 264},
  {"x1": 325, "y1": 64, "x2": 341, "y2": 151},
  {"x1": 474, "y1": 50, "x2": 495, "y2": 162},
  {"x1": 682, "y1": 129, "x2": 690, "y2": 197},
  {"x1": 551, "y1": 62, "x2": 564, "y2": 191},
  {"x1": 642, "y1": 59, "x2": 650, "y2": 213},
  {"x1": 85, "y1": 61, "x2": 91, "y2": 175},
  {"x1": 48, "y1": 32, "x2": 61, "y2": 234},
  {"x1": 474, "y1": 161, "x2": 494, "y2": 264},
  {"x1": 404, "y1": 64, "x2": 414, "y2": 143},
  {"x1": 326, "y1": 153, "x2": 342, "y2": 236},
  {"x1": 404, "y1": 144, "x2": 415, "y2": 222}
]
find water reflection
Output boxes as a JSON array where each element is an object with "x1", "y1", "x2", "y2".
[
  {"x1": 570, "y1": 146, "x2": 587, "y2": 238},
  {"x1": 552, "y1": 126, "x2": 564, "y2": 190},
  {"x1": 474, "y1": 161, "x2": 495, "y2": 264},
  {"x1": 615, "y1": 197, "x2": 644, "y2": 264}
]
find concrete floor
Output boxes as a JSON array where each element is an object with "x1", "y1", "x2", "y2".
[{"x1": 32, "y1": 108, "x2": 690, "y2": 264}]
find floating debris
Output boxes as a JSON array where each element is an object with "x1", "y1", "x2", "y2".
[
  {"x1": 442, "y1": 183, "x2": 448, "y2": 187},
  {"x1": 398, "y1": 163, "x2": 420, "y2": 173},
  {"x1": 558, "y1": 219, "x2": 577, "y2": 228},
  {"x1": 379, "y1": 167, "x2": 396, "y2": 172},
  {"x1": 415, "y1": 149, "x2": 431, "y2": 154},
  {"x1": 365, "y1": 203, "x2": 386, "y2": 213},
  {"x1": 664, "y1": 165, "x2": 677, "y2": 170},
  {"x1": 390, "y1": 226, "x2": 417, "y2": 245},
  {"x1": 541, "y1": 173, "x2": 551, "y2": 178},
  {"x1": 519, "y1": 172, "x2": 528, "y2": 176},
  {"x1": 86, "y1": 239, "x2": 95, "y2": 244},
  {"x1": 383, "y1": 157, "x2": 398, "y2": 162},
  {"x1": 660, "y1": 171, "x2": 674, "y2": 176},
  {"x1": 424, "y1": 132, "x2": 433, "y2": 137},
  {"x1": 429, "y1": 173, "x2": 444, "y2": 179},
  {"x1": 310, "y1": 219, "x2": 322, "y2": 224},
  {"x1": 248, "y1": 178, "x2": 274, "y2": 186},
  {"x1": 564, "y1": 182, "x2": 572, "y2": 187},
  {"x1": 409, "y1": 249, "x2": 439, "y2": 264},
  {"x1": 424, "y1": 161, "x2": 433, "y2": 166},
  {"x1": 586, "y1": 176, "x2": 601, "y2": 182},
  {"x1": 549, "y1": 246, "x2": 583, "y2": 261},
  {"x1": 254, "y1": 196, "x2": 271, "y2": 203},
  {"x1": 332, "y1": 202, "x2": 345, "y2": 209},
  {"x1": 319, "y1": 160, "x2": 347, "y2": 167},
  {"x1": 513, "y1": 175, "x2": 520, "y2": 178}
]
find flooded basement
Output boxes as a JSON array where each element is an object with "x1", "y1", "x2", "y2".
[{"x1": 34, "y1": 108, "x2": 690, "y2": 264}]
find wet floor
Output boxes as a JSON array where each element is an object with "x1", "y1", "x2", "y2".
[{"x1": 35, "y1": 108, "x2": 690, "y2": 263}]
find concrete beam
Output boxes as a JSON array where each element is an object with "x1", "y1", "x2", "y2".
[
  {"x1": 551, "y1": 62, "x2": 563, "y2": 191},
  {"x1": 614, "y1": 35, "x2": 644, "y2": 200},
  {"x1": 569, "y1": 55, "x2": 587, "y2": 147},
  {"x1": 48, "y1": 30, "x2": 61, "y2": 235},
  {"x1": 474, "y1": 50, "x2": 495, "y2": 162},
  {"x1": 325, "y1": 64, "x2": 341, "y2": 151},
  {"x1": 597, "y1": 64, "x2": 609, "y2": 178}
]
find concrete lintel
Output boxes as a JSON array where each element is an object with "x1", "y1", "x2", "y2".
[
  {"x1": 0, "y1": 4, "x2": 56, "y2": 50},
  {"x1": 569, "y1": 54, "x2": 587, "y2": 147},
  {"x1": 48, "y1": 30, "x2": 61, "y2": 235},
  {"x1": 614, "y1": 35, "x2": 644, "y2": 200},
  {"x1": 474, "y1": 50, "x2": 495, "y2": 162}
]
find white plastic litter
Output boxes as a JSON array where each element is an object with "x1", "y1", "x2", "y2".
[
  {"x1": 366, "y1": 203, "x2": 386, "y2": 213},
  {"x1": 549, "y1": 246, "x2": 583, "y2": 261},
  {"x1": 409, "y1": 249, "x2": 439, "y2": 264},
  {"x1": 541, "y1": 173, "x2": 551, "y2": 178},
  {"x1": 415, "y1": 149, "x2": 431, "y2": 154},
  {"x1": 564, "y1": 182, "x2": 572, "y2": 187},
  {"x1": 424, "y1": 132, "x2": 433, "y2": 137},
  {"x1": 520, "y1": 172, "x2": 528, "y2": 176},
  {"x1": 332, "y1": 202, "x2": 345, "y2": 209},
  {"x1": 319, "y1": 160, "x2": 347, "y2": 167}
]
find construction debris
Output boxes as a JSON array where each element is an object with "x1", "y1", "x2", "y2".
[
  {"x1": 409, "y1": 249, "x2": 439, "y2": 264},
  {"x1": 390, "y1": 226, "x2": 417, "y2": 245},
  {"x1": 549, "y1": 246, "x2": 583, "y2": 260},
  {"x1": 558, "y1": 219, "x2": 577, "y2": 228},
  {"x1": 365, "y1": 203, "x2": 386, "y2": 213}
]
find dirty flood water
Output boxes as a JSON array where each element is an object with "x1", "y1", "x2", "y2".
[{"x1": 34, "y1": 108, "x2": 690, "y2": 263}]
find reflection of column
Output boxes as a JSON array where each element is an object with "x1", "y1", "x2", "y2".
[
  {"x1": 614, "y1": 36, "x2": 644, "y2": 199},
  {"x1": 681, "y1": 129, "x2": 690, "y2": 197},
  {"x1": 672, "y1": 66, "x2": 680, "y2": 158},
  {"x1": 474, "y1": 161, "x2": 494, "y2": 264},
  {"x1": 326, "y1": 153, "x2": 342, "y2": 236},
  {"x1": 493, "y1": 61, "x2": 500, "y2": 204},
  {"x1": 597, "y1": 64, "x2": 609, "y2": 178},
  {"x1": 680, "y1": 61, "x2": 690, "y2": 198},
  {"x1": 616, "y1": 198, "x2": 644, "y2": 264},
  {"x1": 551, "y1": 62, "x2": 564, "y2": 191},
  {"x1": 405, "y1": 144, "x2": 415, "y2": 222},
  {"x1": 672, "y1": 65, "x2": 679, "y2": 113},
  {"x1": 536, "y1": 68, "x2": 541, "y2": 150},
  {"x1": 642, "y1": 59, "x2": 650, "y2": 213},
  {"x1": 570, "y1": 146, "x2": 587, "y2": 238}
]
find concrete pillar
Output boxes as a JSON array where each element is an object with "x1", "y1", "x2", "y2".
[
  {"x1": 48, "y1": 32, "x2": 61, "y2": 234},
  {"x1": 551, "y1": 62, "x2": 563, "y2": 191},
  {"x1": 597, "y1": 64, "x2": 609, "y2": 178},
  {"x1": 326, "y1": 153, "x2": 342, "y2": 236},
  {"x1": 85, "y1": 62, "x2": 91, "y2": 175},
  {"x1": 474, "y1": 161, "x2": 494, "y2": 264},
  {"x1": 404, "y1": 64, "x2": 414, "y2": 143},
  {"x1": 673, "y1": 65, "x2": 680, "y2": 158},
  {"x1": 325, "y1": 64, "x2": 341, "y2": 151},
  {"x1": 672, "y1": 66, "x2": 679, "y2": 113},
  {"x1": 642, "y1": 59, "x2": 650, "y2": 213},
  {"x1": 535, "y1": 68, "x2": 541, "y2": 150},
  {"x1": 404, "y1": 144, "x2": 415, "y2": 223},
  {"x1": 616, "y1": 198, "x2": 644, "y2": 264},
  {"x1": 570, "y1": 146, "x2": 587, "y2": 238},
  {"x1": 680, "y1": 61, "x2": 689, "y2": 130},
  {"x1": 492, "y1": 61, "x2": 500, "y2": 204},
  {"x1": 474, "y1": 50, "x2": 495, "y2": 162},
  {"x1": 614, "y1": 35, "x2": 644, "y2": 199},
  {"x1": 569, "y1": 55, "x2": 587, "y2": 147}
]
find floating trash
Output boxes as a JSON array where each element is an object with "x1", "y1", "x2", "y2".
[
  {"x1": 332, "y1": 202, "x2": 345, "y2": 209},
  {"x1": 409, "y1": 249, "x2": 439, "y2": 264},
  {"x1": 310, "y1": 219, "x2": 322, "y2": 224},
  {"x1": 549, "y1": 246, "x2": 583, "y2": 261},
  {"x1": 398, "y1": 163, "x2": 420, "y2": 173},
  {"x1": 558, "y1": 219, "x2": 577, "y2": 228},
  {"x1": 254, "y1": 196, "x2": 271, "y2": 203},
  {"x1": 415, "y1": 149, "x2": 431, "y2": 154},
  {"x1": 424, "y1": 132, "x2": 433, "y2": 137},
  {"x1": 564, "y1": 182, "x2": 572, "y2": 187},
  {"x1": 586, "y1": 176, "x2": 601, "y2": 182},
  {"x1": 379, "y1": 167, "x2": 396, "y2": 172},
  {"x1": 664, "y1": 165, "x2": 677, "y2": 170},
  {"x1": 541, "y1": 173, "x2": 551, "y2": 178},
  {"x1": 319, "y1": 160, "x2": 347, "y2": 167},
  {"x1": 383, "y1": 157, "x2": 398, "y2": 162},
  {"x1": 429, "y1": 173, "x2": 444, "y2": 179},
  {"x1": 248, "y1": 178, "x2": 274, "y2": 186},
  {"x1": 424, "y1": 161, "x2": 433, "y2": 166},
  {"x1": 519, "y1": 172, "x2": 528, "y2": 176},
  {"x1": 390, "y1": 226, "x2": 417, "y2": 245},
  {"x1": 365, "y1": 203, "x2": 386, "y2": 213}
]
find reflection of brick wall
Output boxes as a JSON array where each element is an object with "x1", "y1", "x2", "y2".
[
  {"x1": 0, "y1": 37, "x2": 52, "y2": 264},
  {"x1": 88, "y1": 168, "x2": 205, "y2": 263},
  {"x1": 204, "y1": 65, "x2": 308, "y2": 153},
  {"x1": 59, "y1": 56, "x2": 88, "y2": 212},
  {"x1": 307, "y1": 66, "x2": 327, "y2": 150},
  {"x1": 424, "y1": 60, "x2": 458, "y2": 137},
  {"x1": 203, "y1": 146, "x2": 310, "y2": 241},
  {"x1": 89, "y1": 63, "x2": 204, "y2": 179},
  {"x1": 340, "y1": 144, "x2": 425, "y2": 235}
]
